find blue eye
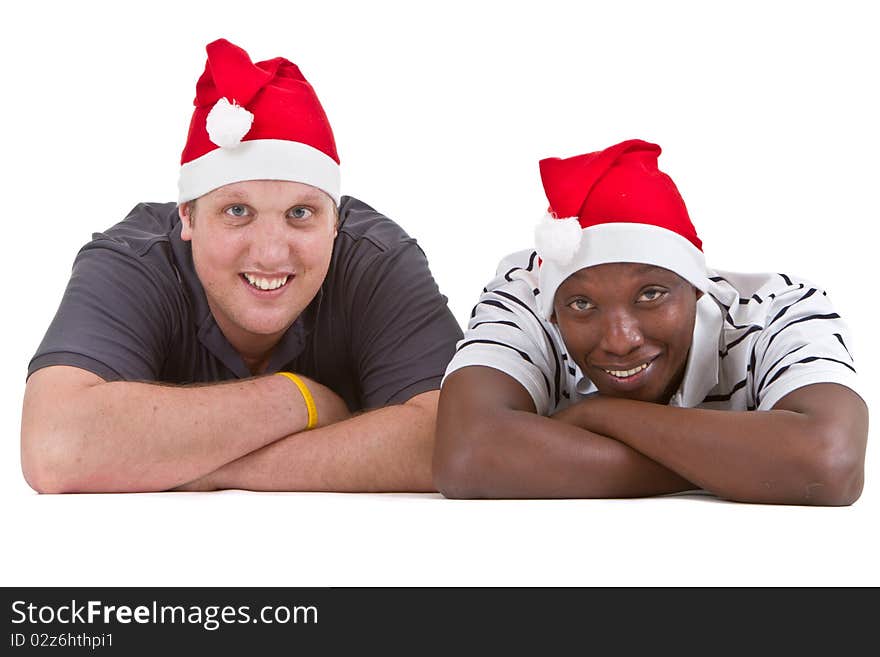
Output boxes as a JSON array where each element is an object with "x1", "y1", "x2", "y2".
[
  {"x1": 289, "y1": 206, "x2": 313, "y2": 220},
  {"x1": 225, "y1": 205, "x2": 249, "y2": 218}
]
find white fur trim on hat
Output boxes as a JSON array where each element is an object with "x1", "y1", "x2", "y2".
[
  {"x1": 535, "y1": 213, "x2": 583, "y2": 266},
  {"x1": 178, "y1": 138, "x2": 341, "y2": 204},
  {"x1": 536, "y1": 222, "x2": 710, "y2": 319},
  {"x1": 205, "y1": 98, "x2": 254, "y2": 149}
]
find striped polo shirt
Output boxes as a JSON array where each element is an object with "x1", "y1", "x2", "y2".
[{"x1": 445, "y1": 249, "x2": 860, "y2": 416}]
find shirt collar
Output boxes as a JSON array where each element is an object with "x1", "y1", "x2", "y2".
[
  {"x1": 574, "y1": 292, "x2": 723, "y2": 407},
  {"x1": 168, "y1": 212, "x2": 318, "y2": 378},
  {"x1": 671, "y1": 293, "x2": 723, "y2": 407}
]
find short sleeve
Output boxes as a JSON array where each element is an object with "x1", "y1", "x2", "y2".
[
  {"x1": 751, "y1": 284, "x2": 860, "y2": 410},
  {"x1": 444, "y1": 276, "x2": 561, "y2": 416},
  {"x1": 28, "y1": 244, "x2": 179, "y2": 382},
  {"x1": 347, "y1": 241, "x2": 463, "y2": 409}
]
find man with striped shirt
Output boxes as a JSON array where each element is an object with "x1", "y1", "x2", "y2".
[{"x1": 434, "y1": 139, "x2": 866, "y2": 505}]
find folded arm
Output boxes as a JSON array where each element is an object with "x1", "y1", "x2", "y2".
[
  {"x1": 554, "y1": 383, "x2": 868, "y2": 505},
  {"x1": 177, "y1": 390, "x2": 439, "y2": 492},
  {"x1": 433, "y1": 366, "x2": 696, "y2": 499},
  {"x1": 21, "y1": 365, "x2": 350, "y2": 493}
]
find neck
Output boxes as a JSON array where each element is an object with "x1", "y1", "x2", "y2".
[
  {"x1": 229, "y1": 332, "x2": 279, "y2": 376},
  {"x1": 206, "y1": 301, "x2": 286, "y2": 376},
  {"x1": 241, "y1": 350, "x2": 273, "y2": 376},
  {"x1": 659, "y1": 352, "x2": 690, "y2": 405}
]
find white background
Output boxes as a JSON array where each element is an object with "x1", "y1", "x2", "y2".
[{"x1": 1, "y1": 0, "x2": 877, "y2": 586}]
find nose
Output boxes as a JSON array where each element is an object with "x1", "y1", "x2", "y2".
[
  {"x1": 250, "y1": 217, "x2": 291, "y2": 269},
  {"x1": 598, "y1": 308, "x2": 644, "y2": 356}
]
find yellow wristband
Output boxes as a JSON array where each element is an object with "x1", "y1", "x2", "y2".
[{"x1": 276, "y1": 372, "x2": 318, "y2": 430}]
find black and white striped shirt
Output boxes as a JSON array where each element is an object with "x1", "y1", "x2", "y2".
[{"x1": 445, "y1": 249, "x2": 860, "y2": 415}]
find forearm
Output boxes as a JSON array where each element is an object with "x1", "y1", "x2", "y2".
[
  {"x1": 558, "y1": 396, "x2": 856, "y2": 504},
  {"x1": 22, "y1": 367, "x2": 346, "y2": 493},
  {"x1": 436, "y1": 409, "x2": 695, "y2": 499},
  {"x1": 180, "y1": 391, "x2": 440, "y2": 492}
]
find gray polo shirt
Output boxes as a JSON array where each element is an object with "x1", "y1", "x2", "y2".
[{"x1": 29, "y1": 197, "x2": 463, "y2": 411}]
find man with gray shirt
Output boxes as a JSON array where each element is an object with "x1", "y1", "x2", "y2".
[{"x1": 22, "y1": 39, "x2": 461, "y2": 493}]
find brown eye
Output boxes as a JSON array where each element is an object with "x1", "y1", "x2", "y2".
[
  {"x1": 568, "y1": 299, "x2": 594, "y2": 311},
  {"x1": 639, "y1": 288, "x2": 667, "y2": 302}
]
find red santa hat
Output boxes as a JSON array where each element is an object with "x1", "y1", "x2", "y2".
[
  {"x1": 534, "y1": 139, "x2": 708, "y2": 319},
  {"x1": 178, "y1": 39, "x2": 340, "y2": 204}
]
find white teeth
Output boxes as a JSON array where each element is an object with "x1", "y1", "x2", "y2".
[
  {"x1": 243, "y1": 273, "x2": 289, "y2": 291},
  {"x1": 604, "y1": 363, "x2": 649, "y2": 378}
]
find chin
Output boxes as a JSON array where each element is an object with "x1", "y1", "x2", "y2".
[
  {"x1": 238, "y1": 315, "x2": 297, "y2": 337},
  {"x1": 606, "y1": 390, "x2": 653, "y2": 403},
  {"x1": 595, "y1": 383, "x2": 667, "y2": 404}
]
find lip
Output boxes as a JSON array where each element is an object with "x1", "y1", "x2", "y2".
[
  {"x1": 592, "y1": 356, "x2": 659, "y2": 392},
  {"x1": 239, "y1": 273, "x2": 294, "y2": 298}
]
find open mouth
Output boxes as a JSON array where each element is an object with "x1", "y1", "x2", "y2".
[
  {"x1": 603, "y1": 362, "x2": 650, "y2": 379},
  {"x1": 241, "y1": 273, "x2": 292, "y2": 292},
  {"x1": 596, "y1": 356, "x2": 658, "y2": 385}
]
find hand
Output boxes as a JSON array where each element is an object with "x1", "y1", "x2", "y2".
[
  {"x1": 312, "y1": 385, "x2": 352, "y2": 428},
  {"x1": 551, "y1": 393, "x2": 602, "y2": 430}
]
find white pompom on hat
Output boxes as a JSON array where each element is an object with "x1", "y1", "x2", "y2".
[
  {"x1": 534, "y1": 213, "x2": 582, "y2": 267},
  {"x1": 205, "y1": 98, "x2": 254, "y2": 149}
]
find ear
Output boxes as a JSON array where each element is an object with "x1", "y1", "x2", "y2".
[
  {"x1": 179, "y1": 202, "x2": 194, "y2": 242},
  {"x1": 695, "y1": 288, "x2": 704, "y2": 301},
  {"x1": 549, "y1": 311, "x2": 557, "y2": 325}
]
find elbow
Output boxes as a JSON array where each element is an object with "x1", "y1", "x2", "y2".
[
  {"x1": 21, "y1": 371, "x2": 116, "y2": 494},
  {"x1": 796, "y1": 426, "x2": 866, "y2": 506},
  {"x1": 802, "y1": 442, "x2": 865, "y2": 507},
  {"x1": 21, "y1": 451, "x2": 64, "y2": 495},
  {"x1": 432, "y1": 428, "x2": 493, "y2": 500},
  {"x1": 21, "y1": 423, "x2": 83, "y2": 494},
  {"x1": 433, "y1": 450, "x2": 481, "y2": 499}
]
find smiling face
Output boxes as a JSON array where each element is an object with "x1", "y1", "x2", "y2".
[
  {"x1": 179, "y1": 179, "x2": 337, "y2": 361},
  {"x1": 552, "y1": 262, "x2": 700, "y2": 404}
]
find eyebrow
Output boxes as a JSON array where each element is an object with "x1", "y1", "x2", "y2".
[
  {"x1": 633, "y1": 264, "x2": 685, "y2": 284},
  {"x1": 289, "y1": 190, "x2": 329, "y2": 206},
  {"x1": 566, "y1": 263, "x2": 678, "y2": 286},
  {"x1": 208, "y1": 189, "x2": 329, "y2": 206},
  {"x1": 567, "y1": 264, "x2": 660, "y2": 280}
]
